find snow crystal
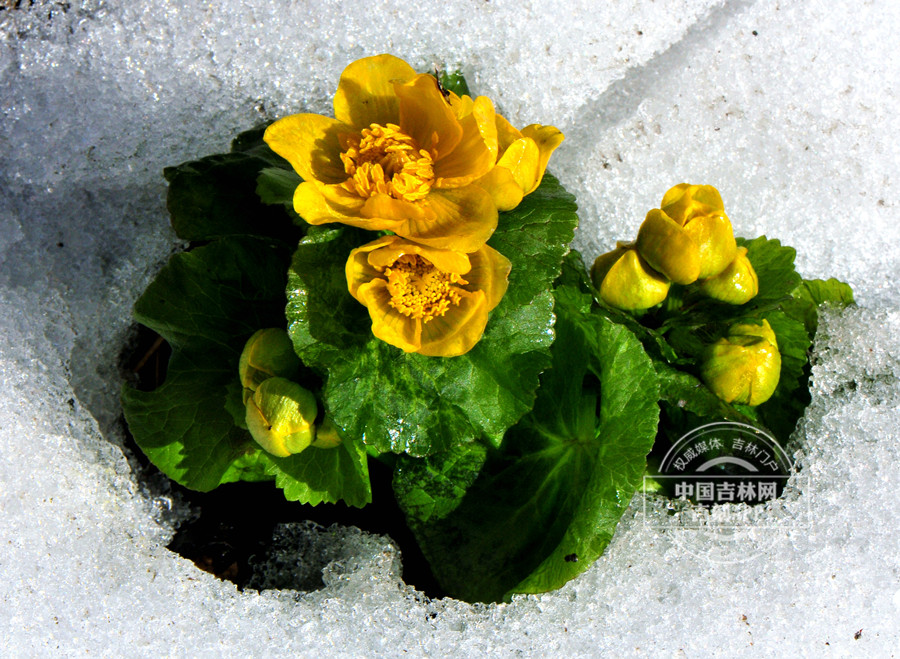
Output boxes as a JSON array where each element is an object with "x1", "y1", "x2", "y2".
[{"x1": 1, "y1": 0, "x2": 898, "y2": 654}]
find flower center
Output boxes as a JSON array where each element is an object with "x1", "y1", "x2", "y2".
[
  {"x1": 340, "y1": 123, "x2": 435, "y2": 203},
  {"x1": 383, "y1": 254, "x2": 467, "y2": 323}
]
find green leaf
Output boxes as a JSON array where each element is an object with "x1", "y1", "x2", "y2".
[
  {"x1": 784, "y1": 278, "x2": 855, "y2": 336},
  {"x1": 122, "y1": 347, "x2": 270, "y2": 491},
  {"x1": 394, "y1": 281, "x2": 659, "y2": 602},
  {"x1": 392, "y1": 442, "x2": 487, "y2": 524},
  {"x1": 133, "y1": 238, "x2": 292, "y2": 350},
  {"x1": 164, "y1": 152, "x2": 301, "y2": 244},
  {"x1": 655, "y1": 361, "x2": 744, "y2": 421},
  {"x1": 285, "y1": 226, "x2": 372, "y2": 361},
  {"x1": 123, "y1": 236, "x2": 372, "y2": 505},
  {"x1": 801, "y1": 277, "x2": 855, "y2": 306},
  {"x1": 489, "y1": 173, "x2": 581, "y2": 307},
  {"x1": 123, "y1": 238, "x2": 292, "y2": 491},
  {"x1": 285, "y1": 173, "x2": 579, "y2": 456},
  {"x1": 228, "y1": 446, "x2": 277, "y2": 482},
  {"x1": 267, "y1": 439, "x2": 372, "y2": 508},
  {"x1": 257, "y1": 167, "x2": 303, "y2": 208},
  {"x1": 230, "y1": 122, "x2": 294, "y2": 168},
  {"x1": 738, "y1": 236, "x2": 802, "y2": 308},
  {"x1": 437, "y1": 69, "x2": 470, "y2": 97}
]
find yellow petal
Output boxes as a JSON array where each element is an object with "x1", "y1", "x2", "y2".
[
  {"x1": 365, "y1": 238, "x2": 472, "y2": 275},
  {"x1": 396, "y1": 73, "x2": 463, "y2": 156},
  {"x1": 293, "y1": 181, "x2": 366, "y2": 225},
  {"x1": 635, "y1": 208, "x2": 701, "y2": 285},
  {"x1": 697, "y1": 247, "x2": 758, "y2": 304},
  {"x1": 682, "y1": 212, "x2": 737, "y2": 279},
  {"x1": 264, "y1": 114, "x2": 349, "y2": 184},
  {"x1": 701, "y1": 333, "x2": 781, "y2": 406},
  {"x1": 363, "y1": 280, "x2": 423, "y2": 352},
  {"x1": 660, "y1": 183, "x2": 725, "y2": 225},
  {"x1": 346, "y1": 237, "x2": 395, "y2": 300},
  {"x1": 434, "y1": 95, "x2": 497, "y2": 186},
  {"x1": 729, "y1": 318, "x2": 778, "y2": 349},
  {"x1": 408, "y1": 186, "x2": 499, "y2": 252},
  {"x1": 449, "y1": 93, "x2": 473, "y2": 117},
  {"x1": 475, "y1": 165, "x2": 524, "y2": 212},
  {"x1": 333, "y1": 54, "x2": 416, "y2": 129},
  {"x1": 472, "y1": 96, "x2": 499, "y2": 160},
  {"x1": 590, "y1": 244, "x2": 633, "y2": 290},
  {"x1": 660, "y1": 183, "x2": 691, "y2": 211},
  {"x1": 495, "y1": 113, "x2": 523, "y2": 151},
  {"x1": 359, "y1": 193, "x2": 425, "y2": 232},
  {"x1": 362, "y1": 185, "x2": 498, "y2": 253},
  {"x1": 245, "y1": 378, "x2": 317, "y2": 458},
  {"x1": 496, "y1": 137, "x2": 541, "y2": 196},
  {"x1": 418, "y1": 291, "x2": 489, "y2": 357},
  {"x1": 238, "y1": 328, "x2": 300, "y2": 390},
  {"x1": 465, "y1": 245, "x2": 511, "y2": 311},
  {"x1": 519, "y1": 124, "x2": 564, "y2": 194},
  {"x1": 599, "y1": 249, "x2": 670, "y2": 311}
]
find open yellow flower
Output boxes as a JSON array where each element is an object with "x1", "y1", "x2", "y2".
[
  {"x1": 265, "y1": 54, "x2": 500, "y2": 253},
  {"x1": 474, "y1": 110, "x2": 564, "y2": 211},
  {"x1": 346, "y1": 235, "x2": 511, "y2": 356}
]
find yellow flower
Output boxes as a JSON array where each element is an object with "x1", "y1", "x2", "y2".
[
  {"x1": 475, "y1": 111, "x2": 564, "y2": 211},
  {"x1": 346, "y1": 235, "x2": 511, "y2": 356},
  {"x1": 264, "y1": 54, "x2": 500, "y2": 253},
  {"x1": 660, "y1": 183, "x2": 737, "y2": 279}
]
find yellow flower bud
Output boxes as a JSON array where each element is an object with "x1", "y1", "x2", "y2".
[
  {"x1": 592, "y1": 247, "x2": 670, "y2": 311},
  {"x1": 635, "y1": 209, "x2": 701, "y2": 285},
  {"x1": 311, "y1": 416, "x2": 343, "y2": 449},
  {"x1": 660, "y1": 183, "x2": 724, "y2": 224},
  {"x1": 729, "y1": 318, "x2": 778, "y2": 347},
  {"x1": 660, "y1": 183, "x2": 737, "y2": 279},
  {"x1": 589, "y1": 242, "x2": 631, "y2": 287},
  {"x1": 682, "y1": 212, "x2": 737, "y2": 279},
  {"x1": 245, "y1": 377, "x2": 318, "y2": 458},
  {"x1": 238, "y1": 328, "x2": 301, "y2": 392},
  {"x1": 700, "y1": 319, "x2": 781, "y2": 406},
  {"x1": 697, "y1": 247, "x2": 759, "y2": 304}
]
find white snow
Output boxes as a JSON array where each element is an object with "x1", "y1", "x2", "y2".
[{"x1": 1, "y1": 0, "x2": 899, "y2": 655}]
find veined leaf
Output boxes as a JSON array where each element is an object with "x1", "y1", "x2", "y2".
[
  {"x1": 164, "y1": 152, "x2": 301, "y2": 244},
  {"x1": 394, "y1": 273, "x2": 659, "y2": 602},
  {"x1": 123, "y1": 238, "x2": 291, "y2": 491},
  {"x1": 123, "y1": 236, "x2": 371, "y2": 505},
  {"x1": 285, "y1": 173, "x2": 579, "y2": 456},
  {"x1": 267, "y1": 438, "x2": 371, "y2": 508}
]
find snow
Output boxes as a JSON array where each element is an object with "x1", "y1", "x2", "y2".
[{"x1": 1, "y1": 0, "x2": 898, "y2": 654}]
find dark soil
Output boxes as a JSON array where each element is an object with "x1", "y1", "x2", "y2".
[{"x1": 122, "y1": 324, "x2": 446, "y2": 599}]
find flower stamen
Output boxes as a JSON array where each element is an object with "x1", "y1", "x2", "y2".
[
  {"x1": 340, "y1": 123, "x2": 435, "y2": 202},
  {"x1": 383, "y1": 254, "x2": 467, "y2": 323}
]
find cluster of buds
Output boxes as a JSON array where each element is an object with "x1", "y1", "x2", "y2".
[
  {"x1": 238, "y1": 328, "x2": 340, "y2": 457},
  {"x1": 700, "y1": 319, "x2": 781, "y2": 406},
  {"x1": 590, "y1": 184, "x2": 758, "y2": 311}
]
